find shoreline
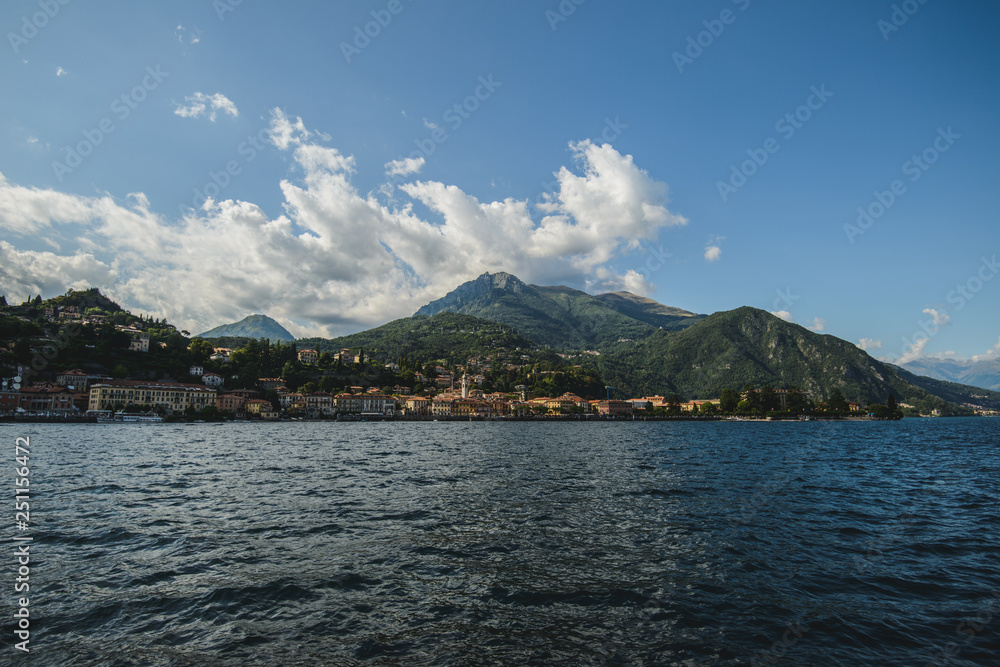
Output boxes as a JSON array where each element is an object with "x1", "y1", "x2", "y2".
[{"x1": 0, "y1": 414, "x2": 965, "y2": 424}]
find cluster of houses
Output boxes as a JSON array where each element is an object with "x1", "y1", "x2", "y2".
[
  {"x1": 0, "y1": 339, "x2": 881, "y2": 419},
  {"x1": 0, "y1": 363, "x2": 704, "y2": 420}
]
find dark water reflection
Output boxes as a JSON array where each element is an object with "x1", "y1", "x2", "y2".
[{"x1": 3, "y1": 419, "x2": 999, "y2": 665}]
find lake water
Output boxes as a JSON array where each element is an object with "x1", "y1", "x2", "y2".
[{"x1": 2, "y1": 419, "x2": 999, "y2": 665}]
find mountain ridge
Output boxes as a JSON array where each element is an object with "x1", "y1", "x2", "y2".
[
  {"x1": 900, "y1": 356, "x2": 1000, "y2": 392},
  {"x1": 415, "y1": 271, "x2": 704, "y2": 349},
  {"x1": 197, "y1": 314, "x2": 294, "y2": 342}
]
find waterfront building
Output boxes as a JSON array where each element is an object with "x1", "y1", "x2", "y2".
[{"x1": 88, "y1": 380, "x2": 216, "y2": 414}]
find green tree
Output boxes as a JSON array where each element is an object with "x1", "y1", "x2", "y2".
[
  {"x1": 719, "y1": 388, "x2": 738, "y2": 413},
  {"x1": 188, "y1": 338, "x2": 215, "y2": 364},
  {"x1": 826, "y1": 388, "x2": 848, "y2": 415}
]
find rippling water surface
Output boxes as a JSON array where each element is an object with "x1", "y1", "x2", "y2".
[{"x1": 2, "y1": 419, "x2": 999, "y2": 665}]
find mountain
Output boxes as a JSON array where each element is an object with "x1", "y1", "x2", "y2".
[
  {"x1": 592, "y1": 291, "x2": 703, "y2": 329},
  {"x1": 900, "y1": 357, "x2": 1000, "y2": 392},
  {"x1": 297, "y1": 311, "x2": 535, "y2": 363},
  {"x1": 415, "y1": 272, "x2": 704, "y2": 349},
  {"x1": 196, "y1": 314, "x2": 294, "y2": 342},
  {"x1": 408, "y1": 273, "x2": 1000, "y2": 411},
  {"x1": 595, "y1": 306, "x2": 1000, "y2": 412}
]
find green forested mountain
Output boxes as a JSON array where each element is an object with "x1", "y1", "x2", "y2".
[
  {"x1": 197, "y1": 314, "x2": 294, "y2": 341},
  {"x1": 297, "y1": 312, "x2": 535, "y2": 365},
  {"x1": 591, "y1": 291, "x2": 704, "y2": 329},
  {"x1": 595, "y1": 306, "x2": 1000, "y2": 412},
  {"x1": 5, "y1": 282, "x2": 999, "y2": 416},
  {"x1": 414, "y1": 272, "x2": 702, "y2": 349}
]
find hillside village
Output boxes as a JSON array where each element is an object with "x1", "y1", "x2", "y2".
[{"x1": 1, "y1": 289, "x2": 994, "y2": 421}]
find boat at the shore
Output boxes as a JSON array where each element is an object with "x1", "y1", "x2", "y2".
[{"x1": 89, "y1": 410, "x2": 163, "y2": 423}]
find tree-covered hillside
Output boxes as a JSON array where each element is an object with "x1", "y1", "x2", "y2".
[
  {"x1": 597, "y1": 306, "x2": 1000, "y2": 412},
  {"x1": 297, "y1": 312, "x2": 535, "y2": 366}
]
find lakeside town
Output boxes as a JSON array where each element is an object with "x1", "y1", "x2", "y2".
[
  {"x1": 0, "y1": 340, "x2": 935, "y2": 422},
  {"x1": 3, "y1": 291, "x2": 997, "y2": 422}
]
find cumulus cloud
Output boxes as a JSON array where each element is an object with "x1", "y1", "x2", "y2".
[
  {"x1": 807, "y1": 317, "x2": 826, "y2": 332},
  {"x1": 770, "y1": 310, "x2": 794, "y2": 323},
  {"x1": 858, "y1": 338, "x2": 882, "y2": 351},
  {"x1": 897, "y1": 336, "x2": 930, "y2": 365},
  {"x1": 385, "y1": 157, "x2": 425, "y2": 177},
  {"x1": 704, "y1": 235, "x2": 724, "y2": 262},
  {"x1": 173, "y1": 92, "x2": 239, "y2": 121},
  {"x1": 0, "y1": 118, "x2": 687, "y2": 337},
  {"x1": 267, "y1": 108, "x2": 311, "y2": 149},
  {"x1": 0, "y1": 242, "x2": 114, "y2": 299},
  {"x1": 971, "y1": 336, "x2": 1000, "y2": 362},
  {"x1": 56, "y1": 67, "x2": 68, "y2": 77},
  {"x1": 922, "y1": 308, "x2": 949, "y2": 327}
]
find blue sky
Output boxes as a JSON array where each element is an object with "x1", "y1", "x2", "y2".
[{"x1": 1, "y1": 0, "x2": 998, "y2": 364}]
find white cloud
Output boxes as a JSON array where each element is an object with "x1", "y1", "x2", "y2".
[
  {"x1": 0, "y1": 241, "x2": 114, "y2": 302},
  {"x1": 176, "y1": 25, "x2": 201, "y2": 44},
  {"x1": 704, "y1": 235, "x2": 724, "y2": 262},
  {"x1": 897, "y1": 336, "x2": 930, "y2": 365},
  {"x1": 26, "y1": 136, "x2": 38, "y2": 144},
  {"x1": 971, "y1": 336, "x2": 1000, "y2": 362},
  {"x1": 55, "y1": 67, "x2": 68, "y2": 77},
  {"x1": 0, "y1": 120, "x2": 687, "y2": 337},
  {"x1": 173, "y1": 92, "x2": 239, "y2": 121},
  {"x1": 807, "y1": 317, "x2": 826, "y2": 332},
  {"x1": 770, "y1": 310, "x2": 794, "y2": 323},
  {"x1": 922, "y1": 308, "x2": 950, "y2": 327},
  {"x1": 584, "y1": 267, "x2": 654, "y2": 296},
  {"x1": 858, "y1": 337, "x2": 882, "y2": 351},
  {"x1": 385, "y1": 157, "x2": 425, "y2": 177},
  {"x1": 267, "y1": 108, "x2": 311, "y2": 149}
]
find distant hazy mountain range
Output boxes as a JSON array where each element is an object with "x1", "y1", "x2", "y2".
[
  {"x1": 900, "y1": 357, "x2": 1000, "y2": 392},
  {"x1": 197, "y1": 314, "x2": 294, "y2": 342}
]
